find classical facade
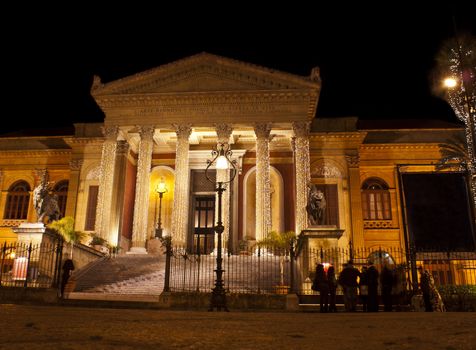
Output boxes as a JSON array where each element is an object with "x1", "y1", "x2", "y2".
[{"x1": 0, "y1": 53, "x2": 471, "y2": 260}]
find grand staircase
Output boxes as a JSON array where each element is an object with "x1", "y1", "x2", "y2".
[{"x1": 67, "y1": 254, "x2": 166, "y2": 302}]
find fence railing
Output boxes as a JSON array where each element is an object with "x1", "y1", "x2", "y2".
[
  {"x1": 0, "y1": 241, "x2": 63, "y2": 288},
  {"x1": 167, "y1": 246, "x2": 291, "y2": 294},
  {"x1": 165, "y1": 244, "x2": 476, "y2": 295}
]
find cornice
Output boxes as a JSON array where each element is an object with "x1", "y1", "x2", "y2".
[
  {"x1": 361, "y1": 144, "x2": 440, "y2": 151},
  {"x1": 0, "y1": 150, "x2": 71, "y2": 157}
]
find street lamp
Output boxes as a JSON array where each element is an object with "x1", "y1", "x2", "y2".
[
  {"x1": 155, "y1": 177, "x2": 167, "y2": 239},
  {"x1": 205, "y1": 143, "x2": 237, "y2": 312}
]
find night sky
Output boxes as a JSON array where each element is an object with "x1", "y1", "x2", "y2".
[{"x1": 2, "y1": 4, "x2": 475, "y2": 134}]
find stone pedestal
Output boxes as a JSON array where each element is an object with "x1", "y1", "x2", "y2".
[
  {"x1": 12, "y1": 223, "x2": 47, "y2": 245},
  {"x1": 300, "y1": 226, "x2": 344, "y2": 250},
  {"x1": 297, "y1": 226, "x2": 344, "y2": 289}
]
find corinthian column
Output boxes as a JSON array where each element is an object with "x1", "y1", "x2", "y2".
[
  {"x1": 131, "y1": 125, "x2": 155, "y2": 252},
  {"x1": 215, "y1": 123, "x2": 233, "y2": 251},
  {"x1": 171, "y1": 124, "x2": 192, "y2": 245},
  {"x1": 254, "y1": 123, "x2": 272, "y2": 241},
  {"x1": 293, "y1": 121, "x2": 311, "y2": 234},
  {"x1": 95, "y1": 126, "x2": 119, "y2": 241}
]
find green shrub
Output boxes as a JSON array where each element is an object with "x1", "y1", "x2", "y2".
[{"x1": 437, "y1": 285, "x2": 476, "y2": 311}]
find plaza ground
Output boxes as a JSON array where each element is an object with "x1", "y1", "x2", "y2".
[{"x1": 0, "y1": 304, "x2": 475, "y2": 349}]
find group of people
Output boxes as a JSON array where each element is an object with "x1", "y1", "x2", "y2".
[{"x1": 312, "y1": 260, "x2": 406, "y2": 312}]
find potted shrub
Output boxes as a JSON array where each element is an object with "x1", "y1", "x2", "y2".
[{"x1": 89, "y1": 234, "x2": 108, "y2": 253}]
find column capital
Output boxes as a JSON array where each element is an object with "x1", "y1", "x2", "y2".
[
  {"x1": 345, "y1": 154, "x2": 360, "y2": 168},
  {"x1": 292, "y1": 121, "x2": 311, "y2": 138},
  {"x1": 215, "y1": 123, "x2": 233, "y2": 144},
  {"x1": 137, "y1": 125, "x2": 155, "y2": 139},
  {"x1": 101, "y1": 125, "x2": 120, "y2": 141},
  {"x1": 173, "y1": 124, "x2": 192, "y2": 140},
  {"x1": 116, "y1": 140, "x2": 130, "y2": 155},
  {"x1": 254, "y1": 122, "x2": 272, "y2": 139},
  {"x1": 69, "y1": 159, "x2": 83, "y2": 171}
]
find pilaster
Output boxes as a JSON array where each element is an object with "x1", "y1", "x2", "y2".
[
  {"x1": 65, "y1": 159, "x2": 83, "y2": 219},
  {"x1": 346, "y1": 154, "x2": 365, "y2": 249},
  {"x1": 110, "y1": 140, "x2": 130, "y2": 247}
]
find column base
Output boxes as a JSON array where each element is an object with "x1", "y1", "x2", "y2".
[{"x1": 127, "y1": 247, "x2": 148, "y2": 255}]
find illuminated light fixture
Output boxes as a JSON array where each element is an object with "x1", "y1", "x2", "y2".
[
  {"x1": 205, "y1": 142, "x2": 237, "y2": 312},
  {"x1": 443, "y1": 77, "x2": 458, "y2": 88},
  {"x1": 155, "y1": 177, "x2": 168, "y2": 239}
]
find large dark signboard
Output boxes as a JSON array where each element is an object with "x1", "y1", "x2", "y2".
[{"x1": 401, "y1": 173, "x2": 475, "y2": 251}]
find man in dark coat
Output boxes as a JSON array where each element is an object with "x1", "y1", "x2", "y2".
[{"x1": 60, "y1": 259, "x2": 75, "y2": 298}]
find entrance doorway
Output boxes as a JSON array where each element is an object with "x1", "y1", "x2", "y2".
[{"x1": 193, "y1": 196, "x2": 215, "y2": 254}]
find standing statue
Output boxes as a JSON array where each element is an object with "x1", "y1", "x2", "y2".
[
  {"x1": 33, "y1": 171, "x2": 61, "y2": 223},
  {"x1": 306, "y1": 183, "x2": 326, "y2": 226}
]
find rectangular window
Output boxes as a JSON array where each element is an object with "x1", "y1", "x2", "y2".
[{"x1": 84, "y1": 186, "x2": 99, "y2": 231}]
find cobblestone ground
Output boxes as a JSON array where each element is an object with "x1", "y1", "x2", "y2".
[{"x1": 0, "y1": 304, "x2": 475, "y2": 349}]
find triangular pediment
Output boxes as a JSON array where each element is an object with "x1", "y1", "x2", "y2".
[{"x1": 91, "y1": 52, "x2": 320, "y2": 96}]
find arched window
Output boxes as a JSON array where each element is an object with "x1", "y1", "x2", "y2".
[
  {"x1": 53, "y1": 180, "x2": 69, "y2": 219},
  {"x1": 4, "y1": 181, "x2": 31, "y2": 220},
  {"x1": 361, "y1": 178, "x2": 391, "y2": 220}
]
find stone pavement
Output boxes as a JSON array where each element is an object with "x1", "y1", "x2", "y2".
[{"x1": 0, "y1": 304, "x2": 475, "y2": 349}]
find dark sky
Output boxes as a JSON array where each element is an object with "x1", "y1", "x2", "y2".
[{"x1": 3, "y1": 4, "x2": 475, "y2": 134}]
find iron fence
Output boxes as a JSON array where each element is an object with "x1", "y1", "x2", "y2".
[
  {"x1": 166, "y1": 244, "x2": 476, "y2": 296},
  {"x1": 167, "y1": 246, "x2": 291, "y2": 294},
  {"x1": 0, "y1": 241, "x2": 63, "y2": 288}
]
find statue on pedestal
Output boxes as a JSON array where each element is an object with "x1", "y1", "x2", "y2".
[
  {"x1": 33, "y1": 171, "x2": 61, "y2": 224},
  {"x1": 306, "y1": 183, "x2": 326, "y2": 226}
]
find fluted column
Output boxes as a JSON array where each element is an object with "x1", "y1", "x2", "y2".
[
  {"x1": 171, "y1": 124, "x2": 192, "y2": 245},
  {"x1": 254, "y1": 123, "x2": 272, "y2": 241},
  {"x1": 95, "y1": 126, "x2": 119, "y2": 240},
  {"x1": 293, "y1": 121, "x2": 311, "y2": 234},
  {"x1": 65, "y1": 159, "x2": 83, "y2": 219},
  {"x1": 131, "y1": 126, "x2": 155, "y2": 251},
  {"x1": 215, "y1": 123, "x2": 233, "y2": 251}
]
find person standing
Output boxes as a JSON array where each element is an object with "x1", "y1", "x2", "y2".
[
  {"x1": 338, "y1": 261, "x2": 360, "y2": 312},
  {"x1": 314, "y1": 263, "x2": 329, "y2": 312},
  {"x1": 60, "y1": 258, "x2": 75, "y2": 298},
  {"x1": 366, "y1": 262, "x2": 380, "y2": 312},
  {"x1": 327, "y1": 265, "x2": 338, "y2": 312},
  {"x1": 359, "y1": 266, "x2": 369, "y2": 312},
  {"x1": 380, "y1": 264, "x2": 394, "y2": 312}
]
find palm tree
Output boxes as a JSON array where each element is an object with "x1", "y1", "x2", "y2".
[
  {"x1": 436, "y1": 134, "x2": 471, "y2": 173},
  {"x1": 48, "y1": 216, "x2": 87, "y2": 259}
]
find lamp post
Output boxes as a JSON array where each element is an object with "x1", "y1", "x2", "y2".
[
  {"x1": 155, "y1": 177, "x2": 167, "y2": 239},
  {"x1": 205, "y1": 143, "x2": 237, "y2": 312}
]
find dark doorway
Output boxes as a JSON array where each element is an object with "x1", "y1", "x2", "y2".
[{"x1": 193, "y1": 196, "x2": 215, "y2": 254}]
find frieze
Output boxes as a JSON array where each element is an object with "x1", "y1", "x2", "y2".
[
  {"x1": 311, "y1": 165, "x2": 342, "y2": 178},
  {"x1": 96, "y1": 91, "x2": 313, "y2": 110}
]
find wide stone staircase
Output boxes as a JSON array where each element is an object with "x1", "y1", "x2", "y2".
[{"x1": 67, "y1": 254, "x2": 166, "y2": 302}]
